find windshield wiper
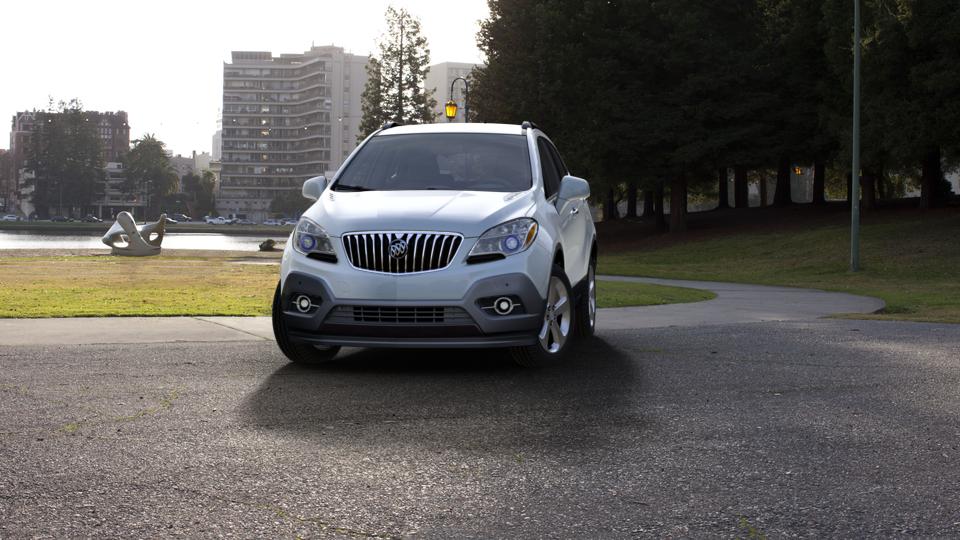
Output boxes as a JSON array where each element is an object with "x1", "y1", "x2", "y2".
[{"x1": 333, "y1": 184, "x2": 374, "y2": 192}]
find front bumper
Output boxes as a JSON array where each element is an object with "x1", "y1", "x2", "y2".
[{"x1": 279, "y1": 271, "x2": 546, "y2": 349}]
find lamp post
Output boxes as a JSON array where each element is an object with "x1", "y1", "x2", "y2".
[
  {"x1": 445, "y1": 77, "x2": 469, "y2": 122},
  {"x1": 850, "y1": 0, "x2": 861, "y2": 272}
]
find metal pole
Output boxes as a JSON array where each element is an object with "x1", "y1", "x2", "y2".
[
  {"x1": 850, "y1": 0, "x2": 861, "y2": 272},
  {"x1": 450, "y1": 77, "x2": 470, "y2": 123}
]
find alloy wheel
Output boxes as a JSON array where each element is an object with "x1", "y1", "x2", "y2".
[{"x1": 539, "y1": 275, "x2": 572, "y2": 353}]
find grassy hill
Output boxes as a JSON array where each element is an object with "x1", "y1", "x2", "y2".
[{"x1": 598, "y1": 205, "x2": 960, "y2": 323}]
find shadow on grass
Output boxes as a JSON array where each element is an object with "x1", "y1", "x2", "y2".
[{"x1": 240, "y1": 337, "x2": 643, "y2": 452}]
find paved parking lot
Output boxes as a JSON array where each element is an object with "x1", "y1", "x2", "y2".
[{"x1": 2, "y1": 319, "x2": 958, "y2": 537}]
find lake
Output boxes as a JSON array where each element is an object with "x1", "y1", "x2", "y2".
[{"x1": 0, "y1": 231, "x2": 288, "y2": 251}]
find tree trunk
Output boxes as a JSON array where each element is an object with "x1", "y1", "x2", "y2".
[
  {"x1": 759, "y1": 174, "x2": 768, "y2": 207},
  {"x1": 626, "y1": 182, "x2": 638, "y2": 218},
  {"x1": 876, "y1": 168, "x2": 887, "y2": 201},
  {"x1": 773, "y1": 157, "x2": 792, "y2": 207},
  {"x1": 734, "y1": 166, "x2": 749, "y2": 208},
  {"x1": 642, "y1": 189, "x2": 654, "y2": 218},
  {"x1": 717, "y1": 167, "x2": 730, "y2": 209},
  {"x1": 654, "y1": 181, "x2": 666, "y2": 231},
  {"x1": 603, "y1": 187, "x2": 618, "y2": 221},
  {"x1": 669, "y1": 174, "x2": 687, "y2": 233},
  {"x1": 920, "y1": 146, "x2": 942, "y2": 210},
  {"x1": 861, "y1": 169, "x2": 876, "y2": 211},
  {"x1": 812, "y1": 161, "x2": 826, "y2": 205}
]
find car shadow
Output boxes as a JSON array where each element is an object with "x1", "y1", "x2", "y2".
[{"x1": 239, "y1": 337, "x2": 644, "y2": 453}]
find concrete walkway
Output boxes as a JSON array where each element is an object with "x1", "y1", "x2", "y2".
[
  {"x1": 0, "y1": 277, "x2": 883, "y2": 346},
  {"x1": 598, "y1": 276, "x2": 885, "y2": 330}
]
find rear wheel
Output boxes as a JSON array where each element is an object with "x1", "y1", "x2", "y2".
[
  {"x1": 574, "y1": 260, "x2": 597, "y2": 338},
  {"x1": 510, "y1": 265, "x2": 574, "y2": 367},
  {"x1": 272, "y1": 282, "x2": 340, "y2": 365}
]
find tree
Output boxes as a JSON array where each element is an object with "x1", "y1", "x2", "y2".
[
  {"x1": 180, "y1": 170, "x2": 217, "y2": 217},
  {"x1": 358, "y1": 58, "x2": 387, "y2": 141},
  {"x1": 358, "y1": 6, "x2": 436, "y2": 138},
  {"x1": 269, "y1": 189, "x2": 310, "y2": 217},
  {"x1": 24, "y1": 99, "x2": 104, "y2": 217},
  {"x1": 124, "y1": 135, "x2": 178, "y2": 217}
]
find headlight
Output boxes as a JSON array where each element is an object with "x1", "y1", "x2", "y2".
[
  {"x1": 467, "y1": 218, "x2": 538, "y2": 262},
  {"x1": 293, "y1": 217, "x2": 336, "y2": 262}
]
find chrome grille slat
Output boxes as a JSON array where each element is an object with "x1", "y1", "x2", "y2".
[{"x1": 342, "y1": 231, "x2": 462, "y2": 274}]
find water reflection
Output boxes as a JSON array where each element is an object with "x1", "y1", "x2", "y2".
[{"x1": 0, "y1": 231, "x2": 287, "y2": 251}]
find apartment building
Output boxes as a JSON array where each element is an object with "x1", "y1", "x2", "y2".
[
  {"x1": 217, "y1": 45, "x2": 368, "y2": 221},
  {"x1": 8, "y1": 110, "x2": 130, "y2": 218}
]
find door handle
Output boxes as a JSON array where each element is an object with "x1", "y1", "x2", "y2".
[{"x1": 570, "y1": 206, "x2": 579, "y2": 215}]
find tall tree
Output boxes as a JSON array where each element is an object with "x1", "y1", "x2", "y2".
[
  {"x1": 358, "y1": 6, "x2": 436, "y2": 138},
  {"x1": 358, "y1": 58, "x2": 387, "y2": 141},
  {"x1": 124, "y1": 135, "x2": 178, "y2": 217},
  {"x1": 25, "y1": 99, "x2": 104, "y2": 217}
]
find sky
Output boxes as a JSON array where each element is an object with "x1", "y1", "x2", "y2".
[{"x1": 1, "y1": 0, "x2": 490, "y2": 156}]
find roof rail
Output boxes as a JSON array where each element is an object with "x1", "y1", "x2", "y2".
[
  {"x1": 381, "y1": 121, "x2": 401, "y2": 130},
  {"x1": 521, "y1": 121, "x2": 539, "y2": 131}
]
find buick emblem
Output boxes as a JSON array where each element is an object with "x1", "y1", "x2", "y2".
[{"x1": 389, "y1": 238, "x2": 408, "y2": 259}]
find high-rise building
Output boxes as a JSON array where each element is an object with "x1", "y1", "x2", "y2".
[
  {"x1": 217, "y1": 45, "x2": 368, "y2": 221},
  {"x1": 425, "y1": 62, "x2": 483, "y2": 123},
  {"x1": 211, "y1": 129, "x2": 222, "y2": 161}
]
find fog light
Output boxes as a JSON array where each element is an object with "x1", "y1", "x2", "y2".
[
  {"x1": 295, "y1": 294, "x2": 313, "y2": 313},
  {"x1": 493, "y1": 296, "x2": 515, "y2": 315}
]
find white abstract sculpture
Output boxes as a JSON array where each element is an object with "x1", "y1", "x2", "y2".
[{"x1": 102, "y1": 212, "x2": 166, "y2": 256}]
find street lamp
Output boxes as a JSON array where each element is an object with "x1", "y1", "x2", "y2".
[
  {"x1": 850, "y1": 0, "x2": 862, "y2": 272},
  {"x1": 444, "y1": 100, "x2": 458, "y2": 120},
  {"x1": 446, "y1": 77, "x2": 469, "y2": 122}
]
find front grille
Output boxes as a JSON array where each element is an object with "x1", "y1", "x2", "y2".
[
  {"x1": 342, "y1": 232, "x2": 463, "y2": 274},
  {"x1": 325, "y1": 305, "x2": 474, "y2": 325}
]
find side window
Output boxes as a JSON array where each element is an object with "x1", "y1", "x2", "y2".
[
  {"x1": 546, "y1": 141, "x2": 568, "y2": 178},
  {"x1": 537, "y1": 138, "x2": 561, "y2": 199}
]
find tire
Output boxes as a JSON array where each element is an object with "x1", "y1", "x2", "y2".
[
  {"x1": 574, "y1": 260, "x2": 597, "y2": 338},
  {"x1": 272, "y1": 282, "x2": 340, "y2": 365},
  {"x1": 509, "y1": 265, "x2": 575, "y2": 367}
]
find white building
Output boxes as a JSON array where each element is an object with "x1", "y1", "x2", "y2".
[
  {"x1": 425, "y1": 62, "x2": 482, "y2": 123},
  {"x1": 217, "y1": 45, "x2": 368, "y2": 222}
]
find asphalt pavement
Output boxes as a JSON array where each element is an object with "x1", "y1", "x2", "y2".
[{"x1": 2, "y1": 317, "x2": 959, "y2": 537}]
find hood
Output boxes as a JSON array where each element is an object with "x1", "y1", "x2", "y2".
[{"x1": 304, "y1": 189, "x2": 536, "y2": 237}]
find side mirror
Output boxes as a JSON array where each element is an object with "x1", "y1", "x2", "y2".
[
  {"x1": 302, "y1": 176, "x2": 327, "y2": 201},
  {"x1": 558, "y1": 175, "x2": 590, "y2": 201}
]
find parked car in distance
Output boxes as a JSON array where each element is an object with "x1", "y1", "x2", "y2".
[
  {"x1": 205, "y1": 216, "x2": 228, "y2": 225},
  {"x1": 262, "y1": 219, "x2": 281, "y2": 226},
  {"x1": 171, "y1": 213, "x2": 191, "y2": 222},
  {"x1": 273, "y1": 122, "x2": 597, "y2": 367},
  {"x1": 1, "y1": 214, "x2": 21, "y2": 222},
  {"x1": 280, "y1": 218, "x2": 298, "y2": 226},
  {"x1": 82, "y1": 215, "x2": 102, "y2": 223}
]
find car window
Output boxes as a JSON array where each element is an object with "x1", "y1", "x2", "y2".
[
  {"x1": 537, "y1": 137, "x2": 561, "y2": 199},
  {"x1": 545, "y1": 140, "x2": 568, "y2": 178},
  {"x1": 334, "y1": 133, "x2": 532, "y2": 192}
]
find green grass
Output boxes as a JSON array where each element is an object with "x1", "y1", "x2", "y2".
[
  {"x1": 599, "y1": 210, "x2": 960, "y2": 323},
  {"x1": 597, "y1": 280, "x2": 715, "y2": 308},
  {"x1": 0, "y1": 255, "x2": 712, "y2": 318},
  {"x1": 0, "y1": 256, "x2": 278, "y2": 317}
]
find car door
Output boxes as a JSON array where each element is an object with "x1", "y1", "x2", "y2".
[{"x1": 536, "y1": 136, "x2": 586, "y2": 283}]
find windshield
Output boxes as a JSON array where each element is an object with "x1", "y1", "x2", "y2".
[{"x1": 333, "y1": 133, "x2": 532, "y2": 192}]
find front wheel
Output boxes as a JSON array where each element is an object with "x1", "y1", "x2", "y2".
[
  {"x1": 510, "y1": 265, "x2": 574, "y2": 367},
  {"x1": 574, "y1": 260, "x2": 597, "y2": 338},
  {"x1": 272, "y1": 282, "x2": 340, "y2": 365}
]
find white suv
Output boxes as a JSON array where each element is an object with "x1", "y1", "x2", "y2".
[{"x1": 273, "y1": 122, "x2": 597, "y2": 366}]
